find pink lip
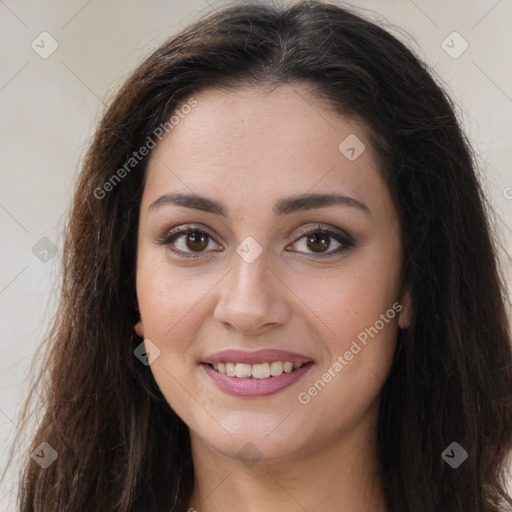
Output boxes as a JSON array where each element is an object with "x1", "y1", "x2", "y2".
[
  {"x1": 203, "y1": 349, "x2": 313, "y2": 365},
  {"x1": 202, "y1": 362, "x2": 314, "y2": 397}
]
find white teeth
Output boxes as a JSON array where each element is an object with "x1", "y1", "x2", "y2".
[
  {"x1": 283, "y1": 362, "x2": 293, "y2": 373},
  {"x1": 270, "y1": 361, "x2": 283, "y2": 376},
  {"x1": 225, "y1": 362, "x2": 236, "y2": 377},
  {"x1": 212, "y1": 361, "x2": 305, "y2": 379},
  {"x1": 252, "y1": 362, "x2": 270, "y2": 379},
  {"x1": 235, "y1": 363, "x2": 252, "y2": 378}
]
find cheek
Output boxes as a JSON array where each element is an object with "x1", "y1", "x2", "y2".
[
  {"x1": 135, "y1": 253, "x2": 207, "y2": 416},
  {"x1": 292, "y1": 244, "x2": 401, "y2": 345},
  {"x1": 291, "y1": 239, "x2": 401, "y2": 407},
  {"x1": 135, "y1": 250, "x2": 215, "y2": 349},
  {"x1": 295, "y1": 276, "x2": 399, "y2": 435}
]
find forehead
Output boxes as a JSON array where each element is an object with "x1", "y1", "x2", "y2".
[{"x1": 142, "y1": 84, "x2": 393, "y2": 221}]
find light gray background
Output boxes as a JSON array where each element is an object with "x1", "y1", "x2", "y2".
[{"x1": 1, "y1": 1, "x2": 511, "y2": 510}]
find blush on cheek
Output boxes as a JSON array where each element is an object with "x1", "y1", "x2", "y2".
[{"x1": 333, "y1": 303, "x2": 399, "y2": 367}]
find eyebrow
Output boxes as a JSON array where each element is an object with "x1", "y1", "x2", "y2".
[{"x1": 148, "y1": 192, "x2": 371, "y2": 217}]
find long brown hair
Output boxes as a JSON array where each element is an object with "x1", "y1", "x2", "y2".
[{"x1": 6, "y1": 1, "x2": 512, "y2": 510}]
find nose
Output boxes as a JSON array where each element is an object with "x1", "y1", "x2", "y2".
[{"x1": 213, "y1": 248, "x2": 290, "y2": 335}]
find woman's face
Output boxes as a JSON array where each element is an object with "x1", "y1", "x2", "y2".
[{"x1": 135, "y1": 84, "x2": 410, "y2": 463}]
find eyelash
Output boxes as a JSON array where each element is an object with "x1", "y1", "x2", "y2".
[{"x1": 156, "y1": 224, "x2": 355, "y2": 260}]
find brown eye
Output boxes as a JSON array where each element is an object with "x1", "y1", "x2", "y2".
[
  {"x1": 184, "y1": 231, "x2": 209, "y2": 252},
  {"x1": 289, "y1": 226, "x2": 354, "y2": 259},
  {"x1": 159, "y1": 224, "x2": 353, "y2": 260},
  {"x1": 306, "y1": 232, "x2": 331, "y2": 253},
  {"x1": 158, "y1": 226, "x2": 221, "y2": 258}
]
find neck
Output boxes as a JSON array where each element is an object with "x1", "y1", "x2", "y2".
[{"x1": 187, "y1": 408, "x2": 386, "y2": 512}]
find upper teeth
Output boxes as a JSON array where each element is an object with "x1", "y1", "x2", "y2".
[{"x1": 212, "y1": 361, "x2": 305, "y2": 379}]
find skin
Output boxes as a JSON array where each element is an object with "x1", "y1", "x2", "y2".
[{"x1": 134, "y1": 83, "x2": 411, "y2": 512}]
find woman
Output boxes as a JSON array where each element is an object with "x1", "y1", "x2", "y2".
[{"x1": 10, "y1": 0, "x2": 512, "y2": 510}]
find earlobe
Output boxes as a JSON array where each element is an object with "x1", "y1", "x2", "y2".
[
  {"x1": 134, "y1": 320, "x2": 144, "y2": 338},
  {"x1": 398, "y1": 289, "x2": 412, "y2": 330}
]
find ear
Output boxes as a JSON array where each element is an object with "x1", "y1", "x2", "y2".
[
  {"x1": 398, "y1": 288, "x2": 412, "y2": 329},
  {"x1": 134, "y1": 319, "x2": 144, "y2": 338}
]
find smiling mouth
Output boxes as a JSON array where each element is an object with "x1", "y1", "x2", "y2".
[{"x1": 207, "y1": 361, "x2": 310, "y2": 379}]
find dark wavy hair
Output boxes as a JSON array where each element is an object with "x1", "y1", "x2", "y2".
[{"x1": 6, "y1": 0, "x2": 512, "y2": 510}]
